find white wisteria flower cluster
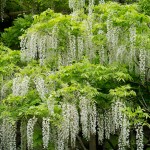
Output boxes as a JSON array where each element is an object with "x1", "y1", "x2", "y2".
[
  {"x1": 27, "y1": 117, "x2": 38, "y2": 150},
  {"x1": 34, "y1": 77, "x2": 48, "y2": 100},
  {"x1": 12, "y1": 76, "x2": 30, "y2": 96},
  {"x1": 97, "y1": 98, "x2": 130, "y2": 149},
  {"x1": 139, "y1": 48, "x2": 146, "y2": 81},
  {"x1": 20, "y1": 26, "x2": 58, "y2": 65},
  {"x1": 69, "y1": 0, "x2": 85, "y2": 11},
  {"x1": 42, "y1": 117, "x2": 50, "y2": 149},
  {"x1": 97, "y1": 113, "x2": 104, "y2": 144},
  {"x1": 136, "y1": 123, "x2": 144, "y2": 150},
  {"x1": 57, "y1": 103, "x2": 79, "y2": 149},
  {"x1": 0, "y1": 119, "x2": 16, "y2": 150},
  {"x1": 79, "y1": 97, "x2": 97, "y2": 140},
  {"x1": 0, "y1": 0, "x2": 6, "y2": 21}
]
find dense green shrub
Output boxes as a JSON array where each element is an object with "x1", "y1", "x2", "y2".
[
  {"x1": 138, "y1": 0, "x2": 150, "y2": 16},
  {"x1": 1, "y1": 14, "x2": 33, "y2": 49}
]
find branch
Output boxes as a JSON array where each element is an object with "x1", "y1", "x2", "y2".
[
  {"x1": 77, "y1": 135, "x2": 87, "y2": 150},
  {"x1": 138, "y1": 88, "x2": 150, "y2": 113},
  {"x1": 147, "y1": 23, "x2": 150, "y2": 29},
  {"x1": 2, "y1": 11, "x2": 30, "y2": 20},
  {"x1": 8, "y1": 11, "x2": 30, "y2": 17},
  {"x1": 106, "y1": 139, "x2": 115, "y2": 150}
]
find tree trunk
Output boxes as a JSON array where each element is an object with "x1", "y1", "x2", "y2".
[{"x1": 89, "y1": 133, "x2": 96, "y2": 150}]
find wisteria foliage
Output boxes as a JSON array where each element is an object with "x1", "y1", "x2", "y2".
[
  {"x1": 20, "y1": 3, "x2": 149, "y2": 82},
  {"x1": 0, "y1": 1, "x2": 148, "y2": 150}
]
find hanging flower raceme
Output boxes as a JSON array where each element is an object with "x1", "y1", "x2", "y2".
[
  {"x1": 34, "y1": 77, "x2": 48, "y2": 100},
  {"x1": 12, "y1": 76, "x2": 30, "y2": 96},
  {"x1": 69, "y1": 104, "x2": 79, "y2": 147},
  {"x1": 20, "y1": 26, "x2": 58, "y2": 65},
  {"x1": 69, "y1": 0, "x2": 85, "y2": 11},
  {"x1": 79, "y1": 97, "x2": 96, "y2": 140},
  {"x1": 56, "y1": 128, "x2": 65, "y2": 150},
  {"x1": 1, "y1": 81, "x2": 10, "y2": 100},
  {"x1": 106, "y1": 16, "x2": 120, "y2": 64},
  {"x1": 68, "y1": 34, "x2": 76, "y2": 62},
  {"x1": 47, "y1": 95, "x2": 55, "y2": 115},
  {"x1": 27, "y1": 117, "x2": 38, "y2": 150},
  {"x1": 116, "y1": 45, "x2": 126, "y2": 63},
  {"x1": 79, "y1": 96, "x2": 90, "y2": 140},
  {"x1": 99, "y1": 45, "x2": 105, "y2": 64},
  {"x1": 129, "y1": 26, "x2": 136, "y2": 58},
  {"x1": 111, "y1": 98, "x2": 130, "y2": 149},
  {"x1": 83, "y1": 21, "x2": 94, "y2": 60},
  {"x1": 97, "y1": 113, "x2": 104, "y2": 144},
  {"x1": 0, "y1": 0, "x2": 6, "y2": 21},
  {"x1": 77, "y1": 36, "x2": 84, "y2": 60},
  {"x1": 20, "y1": 33, "x2": 38, "y2": 62},
  {"x1": 129, "y1": 26, "x2": 136, "y2": 73},
  {"x1": 135, "y1": 123, "x2": 143, "y2": 150},
  {"x1": 42, "y1": 117, "x2": 50, "y2": 149},
  {"x1": 89, "y1": 103, "x2": 97, "y2": 135},
  {"x1": 139, "y1": 48, "x2": 146, "y2": 81},
  {"x1": 88, "y1": 0, "x2": 94, "y2": 16},
  {"x1": 104, "y1": 109, "x2": 111, "y2": 139},
  {"x1": 111, "y1": 99, "x2": 125, "y2": 131},
  {"x1": 99, "y1": 0, "x2": 105, "y2": 4},
  {"x1": 1, "y1": 119, "x2": 16, "y2": 150},
  {"x1": 118, "y1": 114, "x2": 130, "y2": 150},
  {"x1": 61, "y1": 103, "x2": 79, "y2": 148},
  {"x1": 56, "y1": 104, "x2": 70, "y2": 150}
]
